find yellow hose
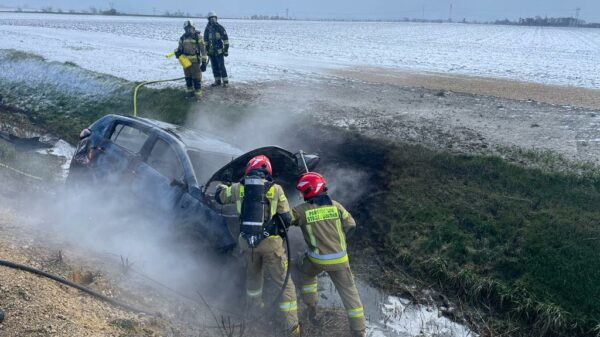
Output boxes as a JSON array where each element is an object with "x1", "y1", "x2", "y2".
[{"x1": 133, "y1": 77, "x2": 184, "y2": 117}]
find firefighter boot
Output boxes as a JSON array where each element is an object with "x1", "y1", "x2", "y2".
[
  {"x1": 185, "y1": 77, "x2": 194, "y2": 97},
  {"x1": 307, "y1": 305, "x2": 319, "y2": 325},
  {"x1": 351, "y1": 330, "x2": 366, "y2": 337},
  {"x1": 211, "y1": 78, "x2": 222, "y2": 87},
  {"x1": 289, "y1": 324, "x2": 301, "y2": 337},
  {"x1": 194, "y1": 90, "x2": 202, "y2": 101},
  {"x1": 193, "y1": 79, "x2": 202, "y2": 101}
]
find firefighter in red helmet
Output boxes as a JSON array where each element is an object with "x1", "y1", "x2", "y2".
[
  {"x1": 215, "y1": 155, "x2": 300, "y2": 336},
  {"x1": 291, "y1": 172, "x2": 365, "y2": 337}
]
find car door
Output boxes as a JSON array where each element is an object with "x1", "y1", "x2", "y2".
[
  {"x1": 129, "y1": 134, "x2": 187, "y2": 220},
  {"x1": 93, "y1": 121, "x2": 150, "y2": 188}
]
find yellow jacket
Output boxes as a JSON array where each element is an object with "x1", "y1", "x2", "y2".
[{"x1": 292, "y1": 198, "x2": 356, "y2": 268}]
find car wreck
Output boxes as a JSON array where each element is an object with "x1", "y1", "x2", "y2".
[{"x1": 67, "y1": 114, "x2": 319, "y2": 251}]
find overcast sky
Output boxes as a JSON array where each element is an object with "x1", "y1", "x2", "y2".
[{"x1": 1, "y1": 0, "x2": 598, "y2": 22}]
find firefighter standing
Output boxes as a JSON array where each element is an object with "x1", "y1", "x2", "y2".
[
  {"x1": 204, "y1": 11, "x2": 230, "y2": 87},
  {"x1": 215, "y1": 155, "x2": 300, "y2": 336},
  {"x1": 174, "y1": 19, "x2": 208, "y2": 100},
  {"x1": 292, "y1": 172, "x2": 366, "y2": 337}
]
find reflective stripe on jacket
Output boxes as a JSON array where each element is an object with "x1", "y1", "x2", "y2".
[
  {"x1": 204, "y1": 22, "x2": 229, "y2": 55},
  {"x1": 292, "y1": 200, "x2": 356, "y2": 266},
  {"x1": 176, "y1": 32, "x2": 208, "y2": 62}
]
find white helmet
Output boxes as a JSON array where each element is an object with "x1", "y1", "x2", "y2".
[
  {"x1": 207, "y1": 11, "x2": 217, "y2": 19},
  {"x1": 183, "y1": 19, "x2": 195, "y2": 29}
]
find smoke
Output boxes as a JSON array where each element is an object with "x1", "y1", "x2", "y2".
[
  {"x1": 184, "y1": 83, "x2": 372, "y2": 208},
  {"x1": 1, "y1": 158, "x2": 241, "y2": 324}
]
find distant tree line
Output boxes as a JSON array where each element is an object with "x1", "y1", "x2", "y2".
[
  {"x1": 38, "y1": 6, "x2": 120, "y2": 15},
  {"x1": 19, "y1": 6, "x2": 202, "y2": 18},
  {"x1": 248, "y1": 14, "x2": 290, "y2": 20},
  {"x1": 8, "y1": 7, "x2": 600, "y2": 28},
  {"x1": 493, "y1": 16, "x2": 600, "y2": 28}
]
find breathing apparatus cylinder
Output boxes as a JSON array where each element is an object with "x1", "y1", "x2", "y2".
[{"x1": 240, "y1": 175, "x2": 269, "y2": 247}]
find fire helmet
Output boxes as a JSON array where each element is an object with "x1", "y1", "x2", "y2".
[
  {"x1": 245, "y1": 155, "x2": 272, "y2": 175},
  {"x1": 183, "y1": 19, "x2": 195, "y2": 29},
  {"x1": 207, "y1": 11, "x2": 218, "y2": 19},
  {"x1": 296, "y1": 172, "x2": 327, "y2": 199}
]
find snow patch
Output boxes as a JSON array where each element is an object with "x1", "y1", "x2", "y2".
[{"x1": 35, "y1": 139, "x2": 75, "y2": 180}]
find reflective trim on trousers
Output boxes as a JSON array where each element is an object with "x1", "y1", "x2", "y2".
[
  {"x1": 279, "y1": 300, "x2": 298, "y2": 312},
  {"x1": 302, "y1": 283, "x2": 318, "y2": 294},
  {"x1": 348, "y1": 307, "x2": 365, "y2": 318},
  {"x1": 246, "y1": 288, "x2": 263, "y2": 297}
]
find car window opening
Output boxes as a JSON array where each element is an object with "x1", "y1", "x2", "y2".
[
  {"x1": 148, "y1": 139, "x2": 185, "y2": 181},
  {"x1": 111, "y1": 124, "x2": 148, "y2": 154}
]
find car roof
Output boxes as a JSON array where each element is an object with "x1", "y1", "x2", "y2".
[{"x1": 107, "y1": 114, "x2": 242, "y2": 157}]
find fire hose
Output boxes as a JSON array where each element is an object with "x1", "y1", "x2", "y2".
[
  {"x1": 268, "y1": 215, "x2": 292, "y2": 312},
  {"x1": 0, "y1": 258, "x2": 151, "y2": 315},
  {"x1": 133, "y1": 77, "x2": 184, "y2": 117}
]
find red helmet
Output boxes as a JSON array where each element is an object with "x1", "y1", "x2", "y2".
[
  {"x1": 296, "y1": 172, "x2": 326, "y2": 199},
  {"x1": 245, "y1": 155, "x2": 272, "y2": 175}
]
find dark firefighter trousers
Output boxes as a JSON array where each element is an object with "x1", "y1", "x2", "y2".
[
  {"x1": 183, "y1": 61, "x2": 202, "y2": 97},
  {"x1": 209, "y1": 54, "x2": 228, "y2": 84}
]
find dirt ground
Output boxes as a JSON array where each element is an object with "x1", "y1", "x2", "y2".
[{"x1": 195, "y1": 68, "x2": 600, "y2": 166}]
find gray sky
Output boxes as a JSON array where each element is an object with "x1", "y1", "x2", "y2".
[{"x1": 1, "y1": 0, "x2": 598, "y2": 22}]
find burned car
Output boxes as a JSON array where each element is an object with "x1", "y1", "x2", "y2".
[{"x1": 67, "y1": 114, "x2": 318, "y2": 251}]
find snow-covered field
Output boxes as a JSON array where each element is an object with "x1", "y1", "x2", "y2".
[{"x1": 1, "y1": 12, "x2": 600, "y2": 87}]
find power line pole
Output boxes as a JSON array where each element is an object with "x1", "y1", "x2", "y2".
[
  {"x1": 575, "y1": 7, "x2": 581, "y2": 27},
  {"x1": 449, "y1": 3, "x2": 453, "y2": 22},
  {"x1": 286, "y1": 8, "x2": 289, "y2": 19}
]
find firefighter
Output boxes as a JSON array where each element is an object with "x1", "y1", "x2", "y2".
[
  {"x1": 292, "y1": 172, "x2": 366, "y2": 337},
  {"x1": 204, "y1": 11, "x2": 230, "y2": 87},
  {"x1": 174, "y1": 19, "x2": 208, "y2": 100},
  {"x1": 215, "y1": 155, "x2": 300, "y2": 336}
]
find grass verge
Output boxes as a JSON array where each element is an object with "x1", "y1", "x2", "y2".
[{"x1": 313, "y1": 130, "x2": 600, "y2": 336}]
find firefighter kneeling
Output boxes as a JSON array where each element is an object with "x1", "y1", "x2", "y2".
[
  {"x1": 292, "y1": 172, "x2": 366, "y2": 337},
  {"x1": 216, "y1": 155, "x2": 300, "y2": 336}
]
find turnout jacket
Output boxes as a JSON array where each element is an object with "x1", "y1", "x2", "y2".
[
  {"x1": 204, "y1": 22, "x2": 230, "y2": 56},
  {"x1": 216, "y1": 182, "x2": 290, "y2": 221},
  {"x1": 175, "y1": 31, "x2": 208, "y2": 63},
  {"x1": 291, "y1": 196, "x2": 356, "y2": 267}
]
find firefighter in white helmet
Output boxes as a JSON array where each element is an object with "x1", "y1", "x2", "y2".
[
  {"x1": 174, "y1": 19, "x2": 208, "y2": 100},
  {"x1": 204, "y1": 11, "x2": 230, "y2": 87}
]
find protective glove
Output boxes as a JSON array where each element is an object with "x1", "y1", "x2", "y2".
[
  {"x1": 223, "y1": 49, "x2": 229, "y2": 57},
  {"x1": 214, "y1": 184, "x2": 227, "y2": 204},
  {"x1": 201, "y1": 61, "x2": 207, "y2": 72}
]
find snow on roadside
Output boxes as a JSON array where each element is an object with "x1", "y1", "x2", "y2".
[
  {"x1": 35, "y1": 139, "x2": 75, "y2": 180},
  {"x1": 318, "y1": 277, "x2": 477, "y2": 337}
]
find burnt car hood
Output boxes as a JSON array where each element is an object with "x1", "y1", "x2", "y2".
[{"x1": 205, "y1": 146, "x2": 319, "y2": 192}]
